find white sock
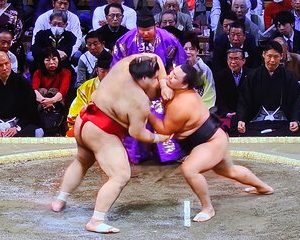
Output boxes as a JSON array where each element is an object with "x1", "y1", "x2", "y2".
[
  {"x1": 92, "y1": 211, "x2": 106, "y2": 221},
  {"x1": 56, "y1": 191, "x2": 70, "y2": 202}
]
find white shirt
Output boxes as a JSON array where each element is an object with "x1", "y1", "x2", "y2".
[
  {"x1": 75, "y1": 51, "x2": 97, "y2": 88},
  {"x1": 92, "y1": 4, "x2": 137, "y2": 30},
  {"x1": 8, "y1": 51, "x2": 18, "y2": 73},
  {"x1": 293, "y1": 11, "x2": 300, "y2": 31},
  {"x1": 283, "y1": 31, "x2": 294, "y2": 51},
  {"x1": 32, "y1": 9, "x2": 82, "y2": 55}
]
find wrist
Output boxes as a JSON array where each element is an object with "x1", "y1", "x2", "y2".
[{"x1": 152, "y1": 133, "x2": 160, "y2": 143}]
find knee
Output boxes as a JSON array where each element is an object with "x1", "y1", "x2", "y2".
[
  {"x1": 113, "y1": 172, "x2": 131, "y2": 188},
  {"x1": 180, "y1": 163, "x2": 197, "y2": 179}
]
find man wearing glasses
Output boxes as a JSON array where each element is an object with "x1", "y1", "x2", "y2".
[
  {"x1": 92, "y1": 0, "x2": 137, "y2": 30},
  {"x1": 95, "y1": 3, "x2": 129, "y2": 51}
]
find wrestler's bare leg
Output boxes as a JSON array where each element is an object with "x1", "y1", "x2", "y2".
[
  {"x1": 212, "y1": 152, "x2": 274, "y2": 195},
  {"x1": 52, "y1": 117, "x2": 96, "y2": 212},
  {"x1": 180, "y1": 130, "x2": 228, "y2": 222},
  {"x1": 80, "y1": 122, "x2": 131, "y2": 233}
]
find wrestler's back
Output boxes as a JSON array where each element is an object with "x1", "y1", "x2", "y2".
[{"x1": 92, "y1": 59, "x2": 149, "y2": 128}]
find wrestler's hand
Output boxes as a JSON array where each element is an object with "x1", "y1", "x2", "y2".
[
  {"x1": 160, "y1": 78, "x2": 174, "y2": 100},
  {"x1": 237, "y1": 121, "x2": 246, "y2": 133},
  {"x1": 289, "y1": 121, "x2": 299, "y2": 132},
  {"x1": 154, "y1": 133, "x2": 172, "y2": 143}
]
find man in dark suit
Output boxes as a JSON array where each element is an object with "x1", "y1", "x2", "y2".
[
  {"x1": 31, "y1": 10, "x2": 76, "y2": 69},
  {"x1": 95, "y1": 3, "x2": 129, "y2": 52},
  {"x1": 215, "y1": 48, "x2": 249, "y2": 132},
  {"x1": 213, "y1": 21, "x2": 260, "y2": 73},
  {"x1": 273, "y1": 11, "x2": 300, "y2": 54}
]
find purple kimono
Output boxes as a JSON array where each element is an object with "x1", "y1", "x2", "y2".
[{"x1": 112, "y1": 27, "x2": 187, "y2": 69}]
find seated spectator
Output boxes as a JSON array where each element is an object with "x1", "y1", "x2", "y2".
[
  {"x1": 182, "y1": 32, "x2": 216, "y2": 109},
  {"x1": 0, "y1": 29, "x2": 18, "y2": 73},
  {"x1": 159, "y1": 10, "x2": 184, "y2": 42},
  {"x1": 273, "y1": 36, "x2": 300, "y2": 82},
  {"x1": 154, "y1": 0, "x2": 193, "y2": 31},
  {"x1": 213, "y1": 10, "x2": 238, "y2": 42},
  {"x1": 32, "y1": 0, "x2": 82, "y2": 65},
  {"x1": 32, "y1": 48, "x2": 71, "y2": 136},
  {"x1": 0, "y1": 51, "x2": 41, "y2": 137},
  {"x1": 236, "y1": 41, "x2": 300, "y2": 136},
  {"x1": 214, "y1": 48, "x2": 250, "y2": 132},
  {"x1": 273, "y1": 10, "x2": 300, "y2": 54},
  {"x1": 66, "y1": 51, "x2": 112, "y2": 137},
  {"x1": 93, "y1": 0, "x2": 137, "y2": 30},
  {"x1": 95, "y1": 3, "x2": 129, "y2": 52},
  {"x1": 75, "y1": 31, "x2": 107, "y2": 88},
  {"x1": 213, "y1": 21, "x2": 259, "y2": 73},
  {"x1": 264, "y1": 0, "x2": 292, "y2": 30},
  {"x1": 31, "y1": 10, "x2": 76, "y2": 71},
  {"x1": 291, "y1": 0, "x2": 300, "y2": 31},
  {"x1": 231, "y1": 0, "x2": 260, "y2": 44},
  {"x1": 152, "y1": 0, "x2": 189, "y2": 16}
]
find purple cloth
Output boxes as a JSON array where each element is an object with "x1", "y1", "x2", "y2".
[{"x1": 112, "y1": 28, "x2": 187, "y2": 68}]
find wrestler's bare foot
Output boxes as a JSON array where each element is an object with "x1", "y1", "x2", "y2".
[
  {"x1": 51, "y1": 199, "x2": 66, "y2": 212},
  {"x1": 244, "y1": 185, "x2": 274, "y2": 195},
  {"x1": 193, "y1": 208, "x2": 215, "y2": 222},
  {"x1": 86, "y1": 219, "x2": 120, "y2": 234}
]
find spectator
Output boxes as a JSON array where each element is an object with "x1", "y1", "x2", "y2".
[
  {"x1": 32, "y1": 0, "x2": 82, "y2": 63},
  {"x1": 154, "y1": 0, "x2": 193, "y2": 31},
  {"x1": 291, "y1": 0, "x2": 300, "y2": 31},
  {"x1": 215, "y1": 48, "x2": 250, "y2": 132},
  {"x1": 213, "y1": 10, "x2": 238, "y2": 41},
  {"x1": 152, "y1": 0, "x2": 189, "y2": 15},
  {"x1": 32, "y1": 48, "x2": 72, "y2": 136},
  {"x1": 231, "y1": 0, "x2": 260, "y2": 44},
  {"x1": 264, "y1": 0, "x2": 292, "y2": 30},
  {"x1": 67, "y1": 50, "x2": 112, "y2": 137},
  {"x1": 274, "y1": 10, "x2": 300, "y2": 54},
  {"x1": 76, "y1": 31, "x2": 107, "y2": 88},
  {"x1": 0, "y1": 51, "x2": 40, "y2": 137},
  {"x1": 182, "y1": 32, "x2": 216, "y2": 109},
  {"x1": 213, "y1": 21, "x2": 259, "y2": 72},
  {"x1": 236, "y1": 41, "x2": 300, "y2": 136},
  {"x1": 0, "y1": 29, "x2": 18, "y2": 73},
  {"x1": 159, "y1": 10, "x2": 184, "y2": 42},
  {"x1": 93, "y1": 0, "x2": 137, "y2": 30},
  {"x1": 31, "y1": 10, "x2": 76, "y2": 70},
  {"x1": 95, "y1": 3, "x2": 129, "y2": 51},
  {"x1": 273, "y1": 36, "x2": 300, "y2": 81},
  {"x1": 112, "y1": 7, "x2": 186, "y2": 72}
]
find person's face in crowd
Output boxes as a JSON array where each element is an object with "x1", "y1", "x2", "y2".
[
  {"x1": 263, "y1": 49, "x2": 283, "y2": 72},
  {"x1": 137, "y1": 70, "x2": 160, "y2": 100},
  {"x1": 0, "y1": 52, "x2": 11, "y2": 81},
  {"x1": 276, "y1": 23, "x2": 294, "y2": 38},
  {"x1": 167, "y1": 66, "x2": 187, "y2": 90},
  {"x1": 227, "y1": 51, "x2": 246, "y2": 73},
  {"x1": 160, "y1": 13, "x2": 176, "y2": 28},
  {"x1": 53, "y1": 0, "x2": 70, "y2": 11},
  {"x1": 44, "y1": 55, "x2": 59, "y2": 72},
  {"x1": 0, "y1": 0, "x2": 7, "y2": 8},
  {"x1": 86, "y1": 37, "x2": 104, "y2": 56},
  {"x1": 138, "y1": 26, "x2": 156, "y2": 42},
  {"x1": 183, "y1": 42, "x2": 198, "y2": 65},
  {"x1": 106, "y1": 7, "x2": 123, "y2": 28},
  {"x1": 164, "y1": 0, "x2": 180, "y2": 12},
  {"x1": 229, "y1": 27, "x2": 246, "y2": 47},
  {"x1": 231, "y1": 0, "x2": 248, "y2": 19},
  {"x1": 292, "y1": 0, "x2": 300, "y2": 12},
  {"x1": 97, "y1": 67, "x2": 109, "y2": 80},
  {"x1": 222, "y1": 19, "x2": 235, "y2": 34},
  {"x1": 50, "y1": 16, "x2": 67, "y2": 36},
  {"x1": 0, "y1": 32, "x2": 12, "y2": 53}
]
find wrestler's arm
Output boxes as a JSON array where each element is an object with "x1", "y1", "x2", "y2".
[
  {"x1": 127, "y1": 104, "x2": 170, "y2": 143},
  {"x1": 149, "y1": 101, "x2": 188, "y2": 135}
]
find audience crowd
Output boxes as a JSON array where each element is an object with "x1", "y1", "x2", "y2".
[{"x1": 0, "y1": 0, "x2": 300, "y2": 138}]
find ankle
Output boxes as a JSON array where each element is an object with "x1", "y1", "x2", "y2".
[{"x1": 56, "y1": 191, "x2": 70, "y2": 202}]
